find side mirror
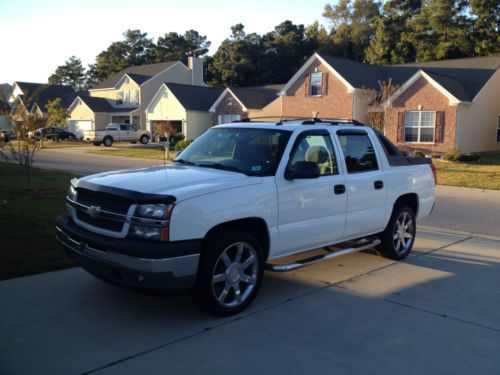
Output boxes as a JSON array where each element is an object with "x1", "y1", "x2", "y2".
[{"x1": 285, "y1": 161, "x2": 321, "y2": 180}]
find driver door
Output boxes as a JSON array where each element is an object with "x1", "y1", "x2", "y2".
[{"x1": 275, "y1": 130, "x2": 347, "y2": 257}]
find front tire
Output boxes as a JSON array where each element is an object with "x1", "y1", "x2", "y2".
[
  {"x1": 140, "y1": 134, "x2": 149, "y2": 144},
  {"x1": 192, "y1": 228, "x2": 264, "y2": 316},
  {"x1": 376, "y1": 205, "x2": 416, "y2": 260}
]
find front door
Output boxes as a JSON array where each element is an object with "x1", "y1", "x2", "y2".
[{"x1": 275, "y1": 130, "x2": 347, "y2": 257}]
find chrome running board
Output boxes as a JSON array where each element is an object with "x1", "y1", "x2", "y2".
[{"x1": 265, "y1": 238, "x2": 381, "y2": 272}]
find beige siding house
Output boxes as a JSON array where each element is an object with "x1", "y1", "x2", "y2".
[
  {"x1": 146, "y1": 83, "x2": 223, "y2": 140},
  {"x1": 68, "y1": 57, "x2": 204, "y2": 137}
]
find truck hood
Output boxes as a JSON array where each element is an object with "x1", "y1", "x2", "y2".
[{"x1": 76, "y1": 165, "x2": 263, "y2": 202}]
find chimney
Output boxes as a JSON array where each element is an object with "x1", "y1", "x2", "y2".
[{"x1": 188, "y1": 56, "x2": 204, "y2": 86}]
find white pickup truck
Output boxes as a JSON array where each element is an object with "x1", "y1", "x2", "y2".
[
  {"x1": 84, "y1": 123, "x2": 150, "y2": 147},
  {"x1": 56, "y1": 120, "x2": 436, "y2": 315}
]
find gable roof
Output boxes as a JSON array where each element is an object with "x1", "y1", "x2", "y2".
[
  {"x1": 91, "y1": 61, "x2": 179, "y2": 90},
  {"x1": 165, "y1": 83, "x2": 224, "y2": 111},
  {"x1": 77, "y1": 96, "x2": 113, "y2": 112},
  {"x1": 209, "y1": 84, "x2": 283, "y2": 113},
  {"x1": 11, "y1": 82, "x2": 76, "y2": 112},
  {"x1": 281, "y1": 53, "x2": 499, "y2": 103},
  {"x1": 229, "y1": 85, "x2": 283, "y2": 110},
  {"x1": 72, "y1": 95, "x2": 138, "y2": 113}
]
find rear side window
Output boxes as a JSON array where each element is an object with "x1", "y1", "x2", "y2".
[{"x1": 338, "y1": 133, "x2": 378, "y2": 173}]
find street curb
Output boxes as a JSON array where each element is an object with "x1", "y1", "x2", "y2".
[{"x1": 419, "y1": 225, "x2": 500, "y2": 242}]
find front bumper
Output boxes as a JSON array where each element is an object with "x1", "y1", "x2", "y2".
[{"x1": 56, "y1": 214, "x2": 201, "y2": 294}]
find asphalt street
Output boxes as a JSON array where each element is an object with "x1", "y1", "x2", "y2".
[{"x1": 1, "y1": 230, "x2": 499, "y2": 374}]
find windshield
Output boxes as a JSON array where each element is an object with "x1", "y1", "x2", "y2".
[{"x1": 175, "y1": 127, "x2": 291, "y2": 176}]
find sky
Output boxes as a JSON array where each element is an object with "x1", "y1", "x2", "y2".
[{"x1": 0, "y1": 0, "x2": 332, "y2": 84}]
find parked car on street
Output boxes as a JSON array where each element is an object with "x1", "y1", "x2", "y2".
[
  {"x1": 84, "y1": 123, "x2": 150, "y2": 147},
  {"x1": 56, "y1": 119, "x2": 436, "y2": 315},
  {"x1": 31, "y1": 127, "x2": 77, "y2": 141},
  {"x1": 0, "y1": 130, "x2": 16, "y2": 142}
]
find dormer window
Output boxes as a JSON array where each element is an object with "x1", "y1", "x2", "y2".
[
  {"x1": 310, "y1": 72, "x2": 323, "y2": 96},
  {"x1": 227, "y1": 97, "x2": 233, "y2": 106}
]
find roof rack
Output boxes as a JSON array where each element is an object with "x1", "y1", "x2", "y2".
[{"x1": 231, "y1": 116, "x2": 366, "y2": 126}]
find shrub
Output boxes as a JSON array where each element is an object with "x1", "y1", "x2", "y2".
[
  {"x1": 412, "y1": 150, "x2": 426, "y2": 157},
  {"x1": 443, "y1": 148, "x2": 462, "y2": 162},
  {"x1": 431, "y1": 154, "x2": 442, "y2": 159},
  {"x1": 398, "y1": 147, "x2": 410, "y2": 156},
  {"x1": 169, "y1": 133, "x2": 185, "y2": 147},
  {"x1": 458, "y1": 153, "x2": 480, "y2": 162},
  {"x1": 174, "y1": 139, "x2": 193, "y2": 151}
]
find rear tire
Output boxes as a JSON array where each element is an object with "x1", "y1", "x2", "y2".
[
  {"x1": 192, "y1": 228, "x2": 264, "y2": 316},
  {"x1": 103, "y1": 137, "x2": 113, "y2": 147},
  {"x1": 140, "y1": 135, "x2": 149, "y2": 145},
  {"x1": 376, "y1": 205, "x2": 416, "y2": 260},
  {"x1": 93, "y1": 141, "x2": 102, "y2": 146}
]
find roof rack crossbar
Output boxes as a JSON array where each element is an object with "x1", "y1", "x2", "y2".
[{"x1": 227, "y1": 116, "x2": 366, "y2": 126}]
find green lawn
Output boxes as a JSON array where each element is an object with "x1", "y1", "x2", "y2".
[
  {"x1": 86, "y1": 147, "x2": 175, "y2": 160},
  {"x1": 434, "y1": 152, "x2": 500, "y2": 190},
  {"x1": 0, "y1": 163, "x2": 76, "y2": 280}
]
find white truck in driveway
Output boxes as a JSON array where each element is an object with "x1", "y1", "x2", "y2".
[
  {"x1": 56, "y1": 119, "x2": 436, "y2": 315},
  {"x1": 84, "y1": 123, "x2": 150, "y2": 147}
]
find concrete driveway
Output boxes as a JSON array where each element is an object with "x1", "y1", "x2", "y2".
[{"x1": 1, "y1": 230, "x2": 499, "y2": 374}]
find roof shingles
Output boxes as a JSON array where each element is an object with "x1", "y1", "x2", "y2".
[
  {"x1": 320, "y1": 54, "x2": 500, "y2": 101},
  {"x1": 91, "y1": 62, "x2": 177, "y2": 90}
]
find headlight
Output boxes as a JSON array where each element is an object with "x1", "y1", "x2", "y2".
[
  {"x1": 130, "y1": 203, "x2": 173, "y2": 241},
  {"x1": 135, "y1": 203, "x2": 172, "y2": 219}
]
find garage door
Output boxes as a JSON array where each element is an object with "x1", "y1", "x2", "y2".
[{"x1": 68, "y1": 120, "x2": 92, "y2": 139}]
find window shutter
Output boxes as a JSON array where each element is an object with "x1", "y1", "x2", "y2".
[
  {"x1": 435, "y1": 111, "x2": 445, "y2": 143},
  {"x1": 304, "y1": 74, "x2": 309, "y2": 96},
  {"x1": 323, "y1": 73, "x2": 329, "y2": 96},
  {"x1": 397, "y1": 112, "x2": 404, "y2": 143}
]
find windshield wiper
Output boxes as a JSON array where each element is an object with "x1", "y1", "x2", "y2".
[{"x1": 173, "y1": 159, "x2": 195, "y2": 165}]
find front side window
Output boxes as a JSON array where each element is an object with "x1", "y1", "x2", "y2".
[
  {"x1": 175, "y1": 128, "x2": 291, "y2": 176},
  {"x1": 338, "y1": 133, "x2": 379, "y2": 173},
  {"x1": 310, "y1": 72, "x2": 323, "y2": 96},
  {"x1": 290, "y1": 134, "x2": 338, "y2": 175},
  {"x1": 404, "y1": 111, "x2": 435, "y2": 143}
]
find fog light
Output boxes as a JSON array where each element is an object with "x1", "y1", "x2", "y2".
[{"x1": 130, "y1": 225, "x2": 169, "y2": 241}]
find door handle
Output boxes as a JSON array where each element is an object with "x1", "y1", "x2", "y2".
[
  {"x1": 374, "y1": 180, "x2": 384, "y2": 190},
  {"x1": 334, "y1": 184, "x2": 346, "y2": 195}
]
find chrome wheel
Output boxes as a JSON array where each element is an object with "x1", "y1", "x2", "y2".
[
  {"x1": 392, "y1": 211, "x2": 414, "y2": 254},
  {"x1": 211, "y1": 242, "x2": 258, "y2": 308}
]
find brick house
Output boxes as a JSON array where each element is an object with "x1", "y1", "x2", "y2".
[
  {"x1": 209, "y1": 85, "x2": 282, "y2": 124},
  {"x1": 280, "y1": 53, "x2": 500, "y2": 153}
]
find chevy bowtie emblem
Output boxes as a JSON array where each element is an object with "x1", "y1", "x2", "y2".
[{"x1": 87, "y1": 206, "x2": 101, "y2": 219}]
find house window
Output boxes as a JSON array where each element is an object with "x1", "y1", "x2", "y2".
[
  {"x1": 130, "y1": 90, "x2": 137, "y2": 104},
  {"x1": 497, "y1": 116, "x2": 500, "y2": 142},
  {"x1": 404, "y1": 111, "x2": 436, "y2": 143},
  {"x1": 218, "y1": 115, "x2": 241, "y2": 124},
  {"x1": 123, "y1": 90, "x2": 130, "y2": 103},
  {"x1": 310, "y1": 72, "x2": 322, "y2": 96}
]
